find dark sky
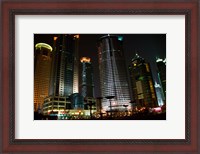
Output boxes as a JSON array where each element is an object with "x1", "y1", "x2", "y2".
[{"x1": 34, "y1": 34, "x2": 166, "y2": 97}]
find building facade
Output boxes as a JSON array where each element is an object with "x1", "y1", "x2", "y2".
[
  {"x1": 43, "y1": 96, "x2": 71, "y2": 116},
  {"x1": 97, "y1": 35, "x2": 131, "y2": 111},
  {"x1": 129, "y1": 53, "x2": 157, "y2": 108},
  {"x1": 34, "y1": 43, "x2": 52, "y2": 111}
]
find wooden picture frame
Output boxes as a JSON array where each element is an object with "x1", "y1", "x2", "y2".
[{"x1": 1, "y1": 0, "x2": 199, "y2": 153}]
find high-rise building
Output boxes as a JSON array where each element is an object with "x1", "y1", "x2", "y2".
[
  {"x1": 154, "y1": 82, "x2": 164, "y2": 106},
  {"x1": 34, "y1": 43, "x2": 52, "y2": 111},
  {"x1": 129, "y1": 53, "x2": 157, "y2": 108},
  {"x1": 156, "y1": 58, "x2": 166, "y2": 101},
  {"x1": 49, "y1": 34, "x2": 79, "y2": 97},
  {"x1": 73, "y1": 35, "x2": 80, "y2": 93},
  {"x1": 44, "y1": 34, "x2": 80, "y2": 115},
  {"x1": 97, "y1": 35, "x2": 131, "y2": 111},
  {"x1": 80, "y1": 57, "x2": 94, "y2": 98}
]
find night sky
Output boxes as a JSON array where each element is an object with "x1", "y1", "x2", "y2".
[{"x1": 34, "y1": 34, "x2": 166, "y2": 97}]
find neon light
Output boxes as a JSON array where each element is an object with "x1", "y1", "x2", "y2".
[
  {"x1": 118, "y1": 36, "x2": 123, "y2": 41},
  {"x1": 35, "y1": 43, "x2": 53, "y2": 52},
  {"x1": 153, "y1": 107, "x2": 162, "y2": 112}
]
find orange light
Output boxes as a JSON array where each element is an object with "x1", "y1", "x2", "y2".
[
  {"x1": 80, "y1": 57, "x2": 91, "y2": 63},
  {"x1": 74, "y1": 35, "x2": 79, "y2": 39},
  {"x1": 54, "y1": 37, "x2": 58, "y2": 41}
]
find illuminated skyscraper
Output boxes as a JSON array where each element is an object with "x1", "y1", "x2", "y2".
[
  {"x1": 97, "y1": 35, "x2": 131, "y2": 111},
  {"x1": 156, "y1": 58, "x2": 166, "y2": 101},
  {"x1": 154, "y1": 82, "x2": 164, "y2": 106},
  {"x1": 44, "y1": 34, "x2": 80, "y2": 115},
  {"x1": 34, "y1": 43, "x2": 52, "y2": 111},
  {"x1": 49, "y1": 34, "x2": 79, "y2": 97},
  {"x1": 73, "y1": 35, "x2": 80, "y2": 93},
  {"x1": 80, "y1": 57, "x2": 94, "y2": 98},
  {"x1": 129, "y1": 53, "x2": 157, "y2": 108}
]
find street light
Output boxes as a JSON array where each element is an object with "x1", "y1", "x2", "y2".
[{"x1": 105, "y1": 96, "x2": 115, "y2": 118}]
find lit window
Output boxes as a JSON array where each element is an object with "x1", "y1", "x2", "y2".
[{"x1": 145, "y1": 64, "x2": 150, "y2": 72}]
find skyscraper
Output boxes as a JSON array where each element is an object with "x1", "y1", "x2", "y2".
[
  {"x1": 156, "y1": 58, "x2": 166, "y2": 101},
  {"x1": 73, "y1": 35, "x2": 80, "y2": 93},
  {"x1": 154, "y1": 82, "x2": 164, "y2": 106},
  {"x1": 97, "y1": 35, "x2": 131, "y2": 111},
  {"x1": 43, "y1": 34, "x2": 79, "y2": 115},
  {"x1": 34, "y1": 43, "x2": 52, "y2": 111},
  {"x1": 49, "y1": 34, "x2": 78, "y2": 97},
  {"x1": 129, "y1": 53, "x2": 157, "y2": 108},
  {"x1": 80, "y1": 57, "x2": 94, "y2": 98}
]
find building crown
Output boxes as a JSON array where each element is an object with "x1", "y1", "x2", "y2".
[
  {"x1": 80, "y1": 57, "x2": 91, "y2": 63},
  {"x1": 131, "y1": 53, "x2": 144, "y2": 62},
  {"x1": 35, "y1": 43, "x2": 53, "y2": 52}
]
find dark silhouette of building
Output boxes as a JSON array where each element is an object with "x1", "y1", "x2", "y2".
[
  {"x1": 97, "y1": 35, "x2": 131, "y2": 111},
  {"x1": 156, "y1": 58, "x2": 166, "y2": 101},
  {"x1": 70, "y1": 93, "x2": 84, "y2": 110},
  {"x1": 129, "y1": 53, "x2": 157, "y2": 108},
  {"x1": 80, "y1": 57, "x2": 94, "y2": 98}
]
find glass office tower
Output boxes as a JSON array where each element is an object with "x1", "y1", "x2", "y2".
[
  {"x1": 49, "y1": 34, "x2": 79, "y2": 97},
  {"x1": 97, "y1": 35, "x2": 131, "y2": 111},
  {"x1": 45, "y1": 34, "x2": 80, "y2": 114},
  {"x1": 156, "y1": 58, "x2": 166, "y2": 101},
  {"x1": 129, "y1": 53, "x2": 157, "y2": 108},
  {"x1": 154, "y1": 82, "x2": 164, "y2": 106}
]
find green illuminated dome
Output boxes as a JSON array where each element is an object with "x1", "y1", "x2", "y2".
[{"x1": 35, "y1": 43, "x2": 53, "y2": 52}]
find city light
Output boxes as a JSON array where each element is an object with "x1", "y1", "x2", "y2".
[
  {"x1": 54, "y1": 37, "x2": 58, "y2": 41},
  {"x1": 152, "y1": 107, "x2": 162, "y2": 113},
  {"x1": 156, "y1": 58, "x2": 163, "y2": 62},
  {"x1": 35, "y1": 43, "x2": 53, "y2": 52},
  {"x1": 74, "y1": 34, "x2": 80, "y2": 39},
  {"x1": 34, "y1": 34, "x2": 166, "y2": 120},
  {"x1": 80, "y1": 57, "x2": 91, "y2": 63},
  {"x1": 118, "y1": 36, "x2": 123, "y2": 41}
]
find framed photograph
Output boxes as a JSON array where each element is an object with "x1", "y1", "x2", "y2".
[{"x1": 1, "y1": 0, "x2": 199, "y2": 153}]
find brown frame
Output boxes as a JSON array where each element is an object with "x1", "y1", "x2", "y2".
[{"x1": 1, "y1": 0, "x2": 199, "y2": 153}]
